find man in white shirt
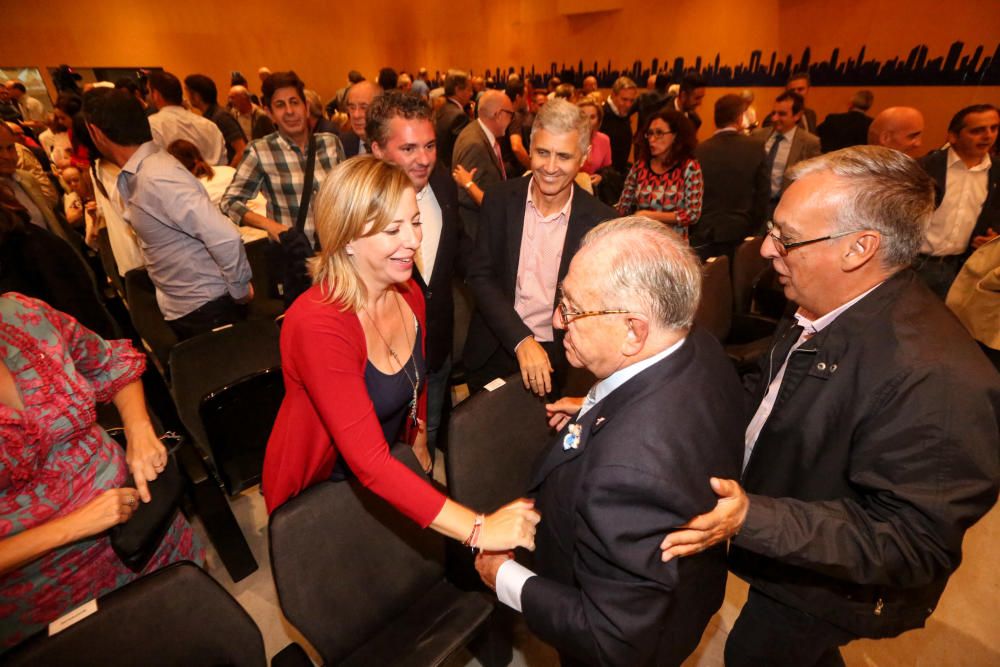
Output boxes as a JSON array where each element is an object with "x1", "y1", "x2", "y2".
[
  {"x1": 916, "y1": 103, "x2": 1000, "y2": 297},
  {"x1": 146, "y1": 71, "x2": 226, "y2": 166},
  {"x1": 475, "y1": 216, "x2": 744, "y2": 667},
  {"x1": 751, "y1": 91, "x2": 821, "y2": 216}
]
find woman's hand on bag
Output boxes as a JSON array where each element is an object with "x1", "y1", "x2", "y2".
[
  {"x1": 61, "y1": 488, "x2": 141, "y2": 541},
  {"x1": 125, "y1": 423, "x2": 167, "y2": 503},
  {"x1": 480, "y1": 499, "x2": 540, "y2": 551}
]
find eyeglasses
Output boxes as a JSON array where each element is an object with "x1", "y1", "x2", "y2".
[
  {"x1": 557, "y1": 301, "x2": 631, "y2": 326},
  {"x1": 645, "y1": 129, "x2": 674, "y2": 139},
  {"x1": 765, "y1": 221, "x2": 856, "y2": 256}
]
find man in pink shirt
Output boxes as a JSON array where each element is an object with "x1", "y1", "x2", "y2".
[{"x1": 463, "y1": 99, "x2": 617, "y2": 396}]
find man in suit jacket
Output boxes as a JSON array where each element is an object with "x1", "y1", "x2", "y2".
[
  {"x1": 600, "y1": 77, "x2": 639, "y2": 175},
  {"x1": 817, "y1": 90, "x2": 874, "y2": 153},
  {"x1": 915, "y1": 103, "x2": 1000, "y2": 297},
  {"x1": 752, "y1": 91, "x2": 821, "y2": 215},
  {"x1": 463, "y1": 99, "x2": 616, "y2": 396},
  {"x1": 763, "y1": 72, "x2": 818, "y2": 133},
  {"x1": 433, "y1": 69, "x2": 473, "y2": 168},
  {"x1": 451, "y1": 90, "x2": 513, "y2": 240},
  {"x1": 693, "y1": 94, "x2": 770, "y2": 260},
  {"x1": 476, "y1": 217, "x2": 745, "y2": 667},
  {"x1": 368, "y1": 91, "x2": 468, "y2": 452},
  {"x1": 663, "y1": 73, "x2": 707, "y2": 133},
  {"x1": 340, "y1": 80, "x2": 379, "y2": 157}
]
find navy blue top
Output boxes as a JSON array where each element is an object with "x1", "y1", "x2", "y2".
[{"x1": 330, "y1": 321, "x2": 425, "y2": 481}]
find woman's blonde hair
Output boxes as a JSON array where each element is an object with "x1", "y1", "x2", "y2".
[{"x1": 309, "y1": 156, "x2": 414, "y2": 311}]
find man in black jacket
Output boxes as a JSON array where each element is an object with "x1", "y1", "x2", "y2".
[
  {"x1": 599, "y1": 77, "x2": 638, "y2": 175},
  {"x1": 661, "y1": 146, "x2": 1000, "y2": 667},
  {"x1": 368, "y1": 91, "x2": 467, "y2": 453},
  {"x1": 433, "y1": 69, "x2": 473, "y2": 168},
  {"x1": 692, "y1": 94, "x2": 769, "y2": 261},
  {"x1": 817, "y1": 90, "x2": 874, "y2": 153}
]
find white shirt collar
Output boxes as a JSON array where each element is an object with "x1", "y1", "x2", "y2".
[
  {"x1": 946, "y1": 146, "x2": 992, "y2": 172},
  {"x1": 579, "y1": 336, "x2": 687, "y2": 418},
  {"x1": 714, "y1": 127, "x2": 739, "y2": 135},
  {"x1": 477, "y1": 118, "x2": 497, "y2": 147},
  {"x1": 794, "y1": 281, "x2": 884, "y2": 336},
  {"x1": 776, "y1": 125, "x2": 797, "y2": 142},
  {"x1": 606, "y1": 96, "x2": 626, "y2": 118}
]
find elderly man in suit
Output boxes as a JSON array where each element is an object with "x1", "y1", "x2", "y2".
[
  {"x1": 817, "y1": 90, "x2": 875, "y2": 153},
  {"x1": 476, "y1": 216, "x2": 745, "y2": 667},
  {"x1": 661, "y1": 147, "x2": 1000, "y2": 667},
  {"x1": 463, "y1": 99, "x2": 616, "y2": 396},
  {"x1": 433, "y1": 69, "x2": 473, "y2": 168},
  {"x1": 0, "y1": 123, "x2": 71, "y2": 243},
  {"x1": 693, "y1": 94, "x2": 770, "y2": 261},
  {"x1": 340, "y1": 80, "x2": 380, "y2": 157},
  {"x1": 367, "y1": 90, "x2": 467, "y2": 454},
  {"x1": 752, "y1": 91, "x2": 821, "y2": 217},
  {"x1": 450, "y1": 90, "x2": 514, "y2": 239}
]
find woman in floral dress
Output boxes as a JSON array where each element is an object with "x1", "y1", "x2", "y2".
[
  {"x1": 0, "y1": 292, "x2": 202, "y2": 651},
  {"x1": 616, "y1": 109, "x2": 703, "y2": 241}
]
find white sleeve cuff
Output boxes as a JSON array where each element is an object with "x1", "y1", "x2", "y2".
[{"x1": 495, "y1": 559, "x2": 536, "y2": 613}]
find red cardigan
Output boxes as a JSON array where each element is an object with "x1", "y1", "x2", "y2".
[{"x1": 262, "y1": 279, "x2": 446, "y2": 525}]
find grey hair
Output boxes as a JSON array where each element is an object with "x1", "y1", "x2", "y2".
[
  {"x1": 787, "y1": 146, "x2": 934, "y2": 267},
  {"x1": 611, "y1": 76, "x2": 638, "y2": 94},
  {"x1": 579, "y1": 216, "x2": 702, "y2": 330},
  {"x1": 530, "y1": 98, "x2": 592, "y2": 156}
]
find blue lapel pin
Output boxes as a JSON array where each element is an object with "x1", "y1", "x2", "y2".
[{"x1": 563, "y1": 423, "x2": 582, "y2": 450}]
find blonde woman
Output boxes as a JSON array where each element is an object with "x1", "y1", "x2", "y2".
[{"x1": 262, "y1": 156, "x2": 539, "y2": 552}]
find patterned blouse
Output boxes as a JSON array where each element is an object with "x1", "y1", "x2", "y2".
[
  {"x1": 0, "y1": 293, "x2": 201, "y2": 650},
  {"x1": 616, "y1": 157, "x2": 704, "y2": 240}
]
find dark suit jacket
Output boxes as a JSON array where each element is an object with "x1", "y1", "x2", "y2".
[
  {"x1": 433, "y1": 100, "x2": 471, "y2": 168},
  {"x1": 463, "y1": 178, "x2": 616, "y2": 373},
  {"x1": 453, "y1": 120, "x2": 506, "y2": 238},
  {"x1": 600, "y1": 100, "x2": 633, "y2": 175},
  {"x1": 663, "y1": 94, "x2": 703, "y2": 132},
  {"x1": 338, "y1": 129, "x2": 365, "y2": 158},
  {"x1": 412, "y1": 163, "x2": 468, "y2": 371},
  {"x1": 692, "y1": 131, "x2": 770, "y2": 245},
  {"x1": 750, "y1": 126, "x2": 821, "y2": 195},
  {"x1": 522, "y1": 328, "x2": 744, "y2": 667},
  {"x1": 817, "y1": 110, "x2": 873, "y2": 153},
  {"x1": 919, "y1": 148, "x2": 1000, "y2": 253}
]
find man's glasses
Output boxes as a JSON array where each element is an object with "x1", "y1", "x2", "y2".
[
  {"x1": 645, "y1": 129, "x2": 674, "y2": 139},
  {"x1": 556, "y1": 301, "x2": 631, "y2": 326},
  {"x1": 765, "y1": 221, "x2": 856, "y2": 256}
]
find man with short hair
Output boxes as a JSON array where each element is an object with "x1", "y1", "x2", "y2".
[
  {"x1": 0, "y1": 122, "x2": 67, "y2": 239},
  {"x1": 600, "y1": 77, "x2": 639, "y2": 174},
  {"x1": 228, "y1": 85, "x2": 275, "y2": 140},
  {"x1": 368, "y1": 91, "x2": 466, "y2": 452},
  {"x1": 433, "y1": 69, "x2": 473, "y2": 167},
  {"x1": 397, "y1": 73, "x2": 413, "y2": 93},
  {"x1": 664, "y1": 74, "x2": 706, "y2": 131},
  {"x1": 220, "y1": 71, "x2": 345, "y2": 304},
  {"x1": 340, "y1": 80, "x2": 380, "y2": 157},
  {"x1": 636, "y1": 73, "x2": 671, "y2": 134},
  {"x1": 504, "y1": 80, "x2": 531, "y2": 170},
  {"x1": 377, "y1": 67, "x2": 398, "y2": 91},
  {"x1": 752, "y1": 91, "x2": 821, "y2": 210},
  {"x1": 817, "y1": 90, "x2": 875, "y2": 153},
  {"x1": 661, "y1": 146, "x2": 1000, "y2": 667},
  {"x1": 5, "y1": 81, "x2": 45, "y2": 128},
  {"x1": 463, "y1": 99, "x2": 616, "y2": 395},
  {"x1": 0, "y1": 85, "x2": 22, "y2": 122},
  {"x1": 147, "y1": 71, "x2": 226, "y2": 165},
  {"x1": 867, "y1": 106, "x2": 924, "y2": 156},
  {"x1": 783, "y1": 71, "x2": 818, "y2": 132},
  {"x1": 411, "y1": 68, "x2": 431, "y2": 98},
  {"x1": 915, "y1": 104, "x2": 1000, "y2": 297},
  {"x1": 184, "y1": 73, "x2": 247, "y2": 167},
  {"x1": 693, "y1": 94, "x2": 770, "y2": 261},
  {"x1": 83, "y1": 89, "x2": 253, "y2": 340},
  {"x1": 581, "y1": 75, "x2": 598, "y2": 97},
  {"x1": 451, "y1": 90, "x2": 514, "y2": 238},
  {"x1": 477, "y1": 216, "x2": 744, "y2": 667}
]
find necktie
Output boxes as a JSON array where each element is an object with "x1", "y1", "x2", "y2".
[
  {"x1": 577, "y1": 385, "x2": 599, "y2": 420},
  {"x1": 493, "y1": 141, "x2": 507, "y2": 180},
  {"x1": 766, "y1": 132, "x2": 785, "y2": 172}
]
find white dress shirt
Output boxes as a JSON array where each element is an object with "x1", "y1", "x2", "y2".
[
  {"x1": 496, "y1": 336, "x2": 687, "y2": 612},
  {"x1": 149, "y1": 105, "x2": 227, "y2": 166},
  {"x1": 765, "y1": 126, "x2": 796, "y2": 197},
  {"x1": 415, "y1": 184, "x2": 443, "y2": 279},
  {"x1": 743, "y1": 283, "x2": 882, "y2": 470},
  {"x1": 921, "y1": 148, "x2": 991, "y2": 256}
]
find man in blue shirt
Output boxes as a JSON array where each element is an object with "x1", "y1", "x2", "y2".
[{"x1": 83, "y1": 88, "x2": 253, "y2": 340}]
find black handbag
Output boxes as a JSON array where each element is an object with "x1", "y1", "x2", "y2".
[
  {"x1": 275, "y1": 133, "x2": 320, "y2": 308},
  {"x1": 108, "y1": 432, "x2": 185, "y2": 573}
]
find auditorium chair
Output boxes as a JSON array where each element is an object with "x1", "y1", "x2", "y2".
[
  {"x1": 243, "y1": 237, "x2": 286, "y2": 321},
  {"x1": 3, "y1": 562, "x2": 267, "y2": 667},
  {"x1": 268, "y1": 444, "x2": 498, "y2": 667},
  {"x1": 123, "y1": 267, "x2": 178, "y2": 376}
]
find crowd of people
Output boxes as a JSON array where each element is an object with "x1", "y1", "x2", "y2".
[{"x1": 0, "y1": 63, "x2": 998, "y2": 667}]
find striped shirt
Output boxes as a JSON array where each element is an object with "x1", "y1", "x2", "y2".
[{"x1": 220, "y1": 131, "x2": 345, "y2": 244}]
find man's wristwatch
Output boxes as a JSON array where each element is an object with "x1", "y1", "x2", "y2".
[{"x1": 464, "y1": 181, "x2": 474, "y2": 190}]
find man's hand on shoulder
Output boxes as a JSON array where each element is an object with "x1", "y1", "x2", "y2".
[{"x1": 660, "y1": 477, "x2": 749, "y2": 562}]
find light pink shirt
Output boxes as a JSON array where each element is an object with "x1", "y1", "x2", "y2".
[{"x1": 514, "y1": 179, "x2": 573, "y2": 343}]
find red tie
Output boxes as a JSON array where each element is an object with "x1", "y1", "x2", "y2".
[{"x1": 494, "y1": 142, "x2": 507, "y2": 180}]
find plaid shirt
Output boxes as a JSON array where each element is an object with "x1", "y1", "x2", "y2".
[{"x1": 220, "y1": 131, "x2": 345, "y2": 243}]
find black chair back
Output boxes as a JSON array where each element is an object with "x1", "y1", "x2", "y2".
[
  {"x1": 446, "y1": 373, "x2": 550, "y2": 514},
  {"x1": 200, "y1": 368, "x2": 285, "y2": 494},
  {"x1": 123, "y1": 268, "x2": 179, "y2": 375},
  {"x1": 732, "y1": 236, "x2": 767, "y2": 315},
  {"x1": 243, "y1": 237, "x2": 285, "y2": 320},
  {"x1": 169, "y1": 319, "x2": 281, "y2": 494},
  {"x1": 268, "y1": 444, "x2": 493, "y2": 666},
  {"x1": 695, "y1": 255, "x2": 733, "y2": 343},
  {"x1": 3, "y1": 562, "x2": 266, "y2": 667}
]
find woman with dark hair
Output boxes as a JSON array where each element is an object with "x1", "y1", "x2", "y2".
[
  {"x1": 167, "y1": 139, "x2": 264, "y2": 213},
  {"x1": 616, "y1": 109, "x2": 703, "y2": 241}
]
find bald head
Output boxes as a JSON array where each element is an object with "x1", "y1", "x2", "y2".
[
  {"x1": 346, "y1": 80, "x2": 381, "y2": 138},
  {"x1": 228, "y1": 85, "x2": 252, "y2": 113},
  {"x1": 478, "y1": 90, "x2": 514, "y2": 136},
  {"x1": 869, "y1": 106, "x2": 925, "y2": 157},
  {"x1": 582, "y1": 76, "x2": 598, "y2": 95}
]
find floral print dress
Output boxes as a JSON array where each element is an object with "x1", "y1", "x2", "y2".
[
  {"x1": 616, "y1": 157, "x2": 704, "y2": 241},
  {"x1": 0, "y1": 293, "x2": 201, "y2": 650}
]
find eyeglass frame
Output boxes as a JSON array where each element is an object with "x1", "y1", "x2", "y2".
[
  {"x1": 644, "y1": 128, "x2": 674, "y2": 139},
  {"x1": 765, "y1": 220, "x2": 857, "y2": 256},
  {"x1": 556, "y1": 300, "x2": 632, "y2": 326}
]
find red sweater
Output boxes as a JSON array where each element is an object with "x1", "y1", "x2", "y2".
[{"x1": 262, "y1": 280, "x2": 446, "y2": 525}]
